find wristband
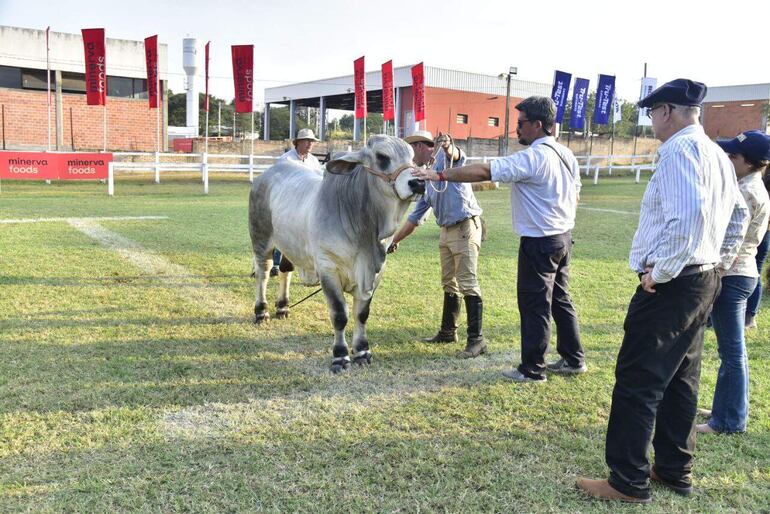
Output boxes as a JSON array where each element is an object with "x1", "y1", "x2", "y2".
[{"x1": 437, "y1": 171, "x2": 446, "y2": 182}]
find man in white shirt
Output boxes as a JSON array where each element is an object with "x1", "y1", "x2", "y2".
[
  {"x1": 411, "y1": 96, "x2": 586, "y2": 382},
  {"x1": 577, "y1": 79, "x2": 749, "y2": 504},
  {"x1": 271, "y1": 128, "x2": 323, "y2": 276},
  {"x1": 278, "y1": 128, "x2": 322, "y2": 172}
]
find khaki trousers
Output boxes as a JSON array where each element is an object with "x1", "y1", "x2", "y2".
[{"x1": 439, "y1": 217, "x2": 482, "y2": 297}]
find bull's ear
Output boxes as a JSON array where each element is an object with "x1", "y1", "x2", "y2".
[{"x1": 325, "y1": 147, "x2": 373, "y2": 175}]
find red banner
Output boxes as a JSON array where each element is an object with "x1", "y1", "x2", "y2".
[
  {"x1": 204, "y1": 41, "x2": 210, "y2": 112},
  {"x1": 412, "y1": 62, "x2": 425, "y2": 122},
  {"x1": 382, "y1": 60, "x2": 394, "y2": 121},
  {"x1": 82, "y1": 28, "x2": 106, "y2": 106},
  {"x1": 0, "y1": 152, "x2": 112, "y2": 180},
  {"x1": 354, "y1": 56, "x2": 366, "y2": 119},
  {"x1": 231, "y1": 45, "x2": 253, "y2": 113},
  {"x1": 144, "y1": 35, "x2": 159, "y2": 109}
]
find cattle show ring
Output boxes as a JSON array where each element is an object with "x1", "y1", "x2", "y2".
[{"x1": 2, "y1": 25, "x2": 769, "y2": 514}]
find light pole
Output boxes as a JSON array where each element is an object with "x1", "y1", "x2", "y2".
[{"x1": 499, "y1": 66, "x2": 517, "y2": 156}]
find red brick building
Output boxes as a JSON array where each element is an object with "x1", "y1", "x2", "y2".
[
  {"x1": 0, "y1": 26, "x2": 168, "y2": 152},
  {"x1": 702, "y1": 83, "x2": 770, "y2": 140}
]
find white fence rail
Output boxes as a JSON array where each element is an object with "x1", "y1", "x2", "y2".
[
  {"x1": 104, "y1": 151, "x2": 658, "y2": 196},
  {"x1": 109, "y1": 152, "x2": 279, "y2": 195}
]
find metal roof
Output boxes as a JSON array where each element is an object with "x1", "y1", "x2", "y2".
[
  {"x1": 264, "y1": 64, "x2": 550, "y2": 107},
  {"x1": 703, "y1": 83, "x2": 770, "y2": 103}
]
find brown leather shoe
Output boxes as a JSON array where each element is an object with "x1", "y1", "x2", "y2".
[{"x1": 576, "y1": 478, "x2": 651, "y2": 504}]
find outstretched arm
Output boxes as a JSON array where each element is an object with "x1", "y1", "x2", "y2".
[{"x1": 412, "y1": 162, "x2": 492, "y2": 183}]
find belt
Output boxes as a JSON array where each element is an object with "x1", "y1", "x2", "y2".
[
  {"x1": 446, "y1": 215, "x2": 477, "y2": 227},
  {"x1": 638, "y1": 263, "x2": 716, "y2": 281},
  {"x1": 678, "y1": 264, "x2": 716, "y2": 277}
]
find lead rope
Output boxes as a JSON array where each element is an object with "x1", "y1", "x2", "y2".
[
  {"x1": 288, "y1": 287, "x2": 323, "y2": 309},
  {"x1": 428, "y1": 137, "x2": 451, "y2": 193}
]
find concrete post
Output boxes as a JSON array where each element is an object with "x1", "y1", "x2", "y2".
[
  {"x1": 289, "y1": 100, "x2": 296, "y2": 140},
  {"x1": 319, "y1": 96, "x2": 327, "y2": 141},
  {"x1": 263, "y1": 103, "x2": 270, "y2": 141}
]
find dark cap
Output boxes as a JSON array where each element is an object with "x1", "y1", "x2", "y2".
[
  {"x1": 717, "y1": 130, "x2": 770, "y2": 163},
  {"x1": 637, "y1": 78, "x2": 707, "y2": 108}
]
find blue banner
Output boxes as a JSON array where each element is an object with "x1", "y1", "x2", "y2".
[
  {"x1": 593, "y1": 74, "x2": 616, "y2": 125},
  {"x1": 550, "y1": 70, "x2": 572, "y2": 123},
  {"x1": 569, "y1": 78, "x2": 590, "y2": 130}
]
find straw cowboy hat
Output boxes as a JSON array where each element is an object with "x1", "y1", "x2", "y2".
[
  {"x1": 294, "y1": 128, "x2": 320, "y2": 143},
  {"x1": 403, "y1": 130, "x2": 435, "y2": 145}
]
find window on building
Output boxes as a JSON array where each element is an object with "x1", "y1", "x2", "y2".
[
  {"x1": 108, "y1": 76, "x2": 134, "y2": 97},
  {"x1": 456, "y1": 113, "x2": 468, "y2": 124},
  {"x1": 21, "y1": 69, "x2": 52, "y2": 90},
  {"x1": 740, "y1": 103, "x2": 755, "y2": 107},
  {"x1": 61, "y1": 72, "x2": 86, "y2": 93},
  {"x1": 0, "y1": 66, "x2": 22, "y2": 88},
  {"x1": 133, "y1": 78, "x2": 148, "y2": 99},
  {"x1": 488, "y1": 117, "x2": 499, "y2": 127}
]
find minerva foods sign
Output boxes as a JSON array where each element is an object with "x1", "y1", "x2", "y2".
[{"x1": 0, "y1": 152, "x2": 113, "y2": 180}]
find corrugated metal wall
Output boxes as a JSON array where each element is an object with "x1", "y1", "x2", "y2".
[{"x1": 425, "y1": 66, "x2": 549, "y2": 98}]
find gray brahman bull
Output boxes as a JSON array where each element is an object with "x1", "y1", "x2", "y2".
[{"x1": 248, "y1": 135, "x2": 425, "y2": 372}]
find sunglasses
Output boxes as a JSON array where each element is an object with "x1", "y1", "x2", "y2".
[{"x1": 646, "y1": 104, "x2": 675, "y2": 118}]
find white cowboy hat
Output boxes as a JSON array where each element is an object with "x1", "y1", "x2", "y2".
[
  {"x1": 403, "y1": 130, "x2": 435, "y2": 145},
  {"x1": 294, "y1": 128, "x2": 320, "y2": 142}
]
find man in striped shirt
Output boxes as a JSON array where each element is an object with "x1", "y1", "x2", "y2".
[{"x1": 577, "y1": 79, "x2": 749, "y2": 503}]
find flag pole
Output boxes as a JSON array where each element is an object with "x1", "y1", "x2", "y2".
[
  {"x1": 46, "y1": 26, "x2": 51, "y2": 151},
  {"x1": 103, "y1": 104, "x2": 107, "y2": 152}
]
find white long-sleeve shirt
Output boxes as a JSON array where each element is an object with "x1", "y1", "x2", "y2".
[
  {"x1": 490, "y1": 136, "x2": 582, "y2": 237},
  {"x1": 629, "y1": 124, "x2": 749, "y2": 284}
]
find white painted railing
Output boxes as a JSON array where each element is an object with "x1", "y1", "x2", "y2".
[{"x1": 109, "y1": 152, "x2": 278, "y2": 195}]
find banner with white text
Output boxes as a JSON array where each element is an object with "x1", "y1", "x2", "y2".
[
  {"x1": 551, "y1": 70, "x2": 572, "y2": 123},
  {"x1": 569, "y1": 78, "x2": 590, "y2": 130},
  {"x1": 593, "y1": 74, "x2": 616, "y2": 125},
  {"x1": 231, "y1": 45, "x2": 254, "y2": 113},
  {"x1": 82, "y1": 28, "x2": 106, "y2": 106}
]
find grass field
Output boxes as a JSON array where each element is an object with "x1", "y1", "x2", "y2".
[{"x1": 1, "y1": 173, "x2": 768, "y2": 512}]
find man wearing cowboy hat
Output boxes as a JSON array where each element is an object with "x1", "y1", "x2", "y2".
[
  {"x1": 389, "y1": 130, "x2": 486, "y2": 359},
  {"x1": 279, "y1": 128, "x2": 323, "y2": 172},
  {"x1": 271, "y1": 128, "x2": 324, "y2": 276}
]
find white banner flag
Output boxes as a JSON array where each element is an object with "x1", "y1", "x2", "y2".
[
  {"x1": 613, "y1": 97, "x2": 622, "y2": 123},
  {"x1": 637, "y1": 77, "x2": 658, "y2": 126}
]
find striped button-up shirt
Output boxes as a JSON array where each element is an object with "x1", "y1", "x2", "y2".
[
  {"x1": 408, "y1": 149, "x2": 483, "y2": 227},
  {"x1": 629, "y1": 124, "x2": 749, "y2": 284}
]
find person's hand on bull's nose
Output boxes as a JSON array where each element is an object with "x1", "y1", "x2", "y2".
[{"x1": 411, "y1": 166, "x2": 439, "y2": 181}]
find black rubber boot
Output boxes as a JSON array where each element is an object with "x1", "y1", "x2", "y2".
[
  {"x1": 421, "y1": 292, "x2": 461, "y2": 343},
  {"x1": 458, "y1": 295, "x2": 487, "y2": 358}
]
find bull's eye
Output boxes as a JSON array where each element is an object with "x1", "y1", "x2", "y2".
[{"x1": 375, "y1": 152, "x2": 391, "y2": 171}]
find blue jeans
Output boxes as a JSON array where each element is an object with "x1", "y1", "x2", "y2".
[
  {"x1": 709, "y1": 275, "x2": 756, "y2": 433},
  {"x1": 746, "y1": 230, "x2": 770, "y2": 317},
  {"x1": 272, "y1": 249, "x2": 281, "y2": 268}
]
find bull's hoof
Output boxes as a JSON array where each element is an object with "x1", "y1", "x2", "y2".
[
  {"x1": 275, "y1": 308, "x2": 290, "y2": 320},
  {"x1": 330, "y1": 356, "x2": 351, "y2": 374},
  {"x1": 352, "y1": 350, "x2": 372, "y2": 366},
  {"x1": 254, "y1": 302, "x2": 269, "y2": 324}
]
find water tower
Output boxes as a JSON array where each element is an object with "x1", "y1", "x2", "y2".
[{"x1": 183, "y1": 38, "x2": 199, "y2": 135}]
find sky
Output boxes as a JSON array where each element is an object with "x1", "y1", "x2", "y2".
[{"x1": 2, "y1": 0, "x2": 770, "y2": 108}]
